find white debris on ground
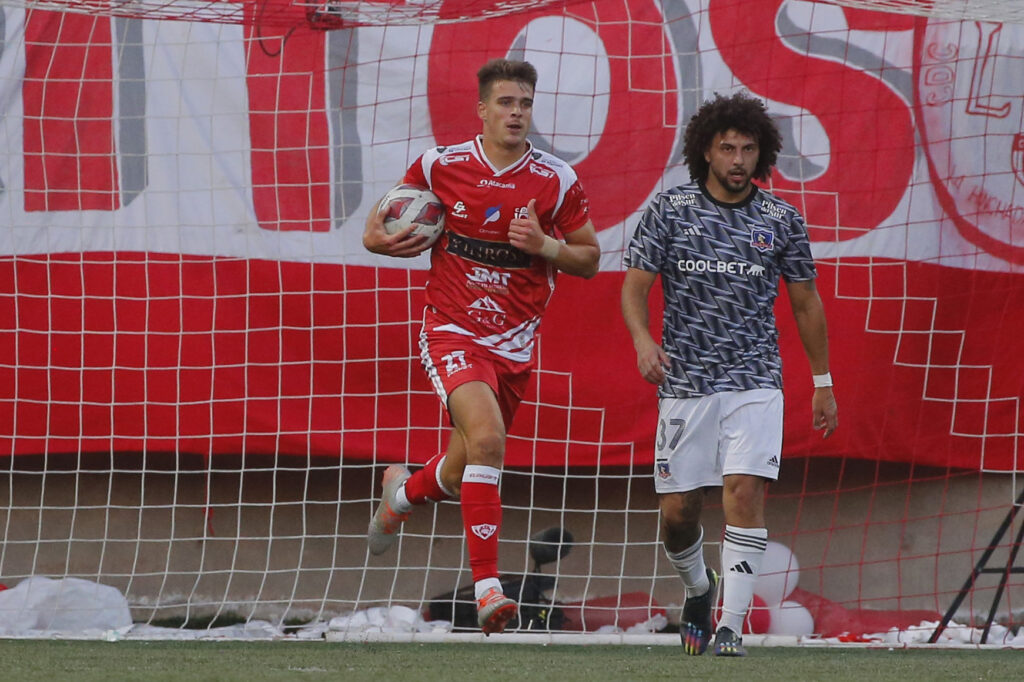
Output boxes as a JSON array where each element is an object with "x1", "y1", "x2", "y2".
[
  {"x1": 0, "y1": 576, "x2": 132, "y2": 637},
  {"x1": 1, "y1": 577, "x2": 1022, "y2": 646}
]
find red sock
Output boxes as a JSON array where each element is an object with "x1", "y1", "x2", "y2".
[
  {"x1": 460, "y1": 465, "x2": 502, "y2": 583},
  {"x1": 403, "y1": 453, "x2": 452, "y2": 504}
]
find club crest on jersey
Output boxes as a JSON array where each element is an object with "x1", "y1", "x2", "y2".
[
  {"x1": 750, "y1": 229, "x2": 774, "y2": 252},
  {"x1": 657, "y1": 462, "x2": 671, "y2": 480},
  {"x1": 483, "y1": 206, "x2": 502, "y2": 225}
]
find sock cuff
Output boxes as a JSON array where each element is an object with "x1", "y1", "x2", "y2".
[
  {"x1": 665, "y1": 526, "x2": 704, "y2": 562},
  {"x1": 462, "y1": 465, "x2": 501, "y2": 486},
  {"x1": 723, "y1": 525, "x2": 768, "y2": 553},
  {"x1": 433, "y1": 455, "x2": 455, "y2": 497}
]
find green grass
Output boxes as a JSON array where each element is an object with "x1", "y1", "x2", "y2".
[{"x1": 0, "y1": 641, "x2": 1020, "y2": 681}]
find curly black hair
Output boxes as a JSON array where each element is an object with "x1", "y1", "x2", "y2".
[{"x1": 682, "y1": 92, "x2": 782, "y2": 183}]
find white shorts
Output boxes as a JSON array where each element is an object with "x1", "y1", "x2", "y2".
[{"x1": 654, "y1": 388, "x2": 783, "y2": 494}]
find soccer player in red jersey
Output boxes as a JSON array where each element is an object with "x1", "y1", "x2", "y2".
[{"x1": 363, "y1": 58, "x2": 600, "y2": 635}]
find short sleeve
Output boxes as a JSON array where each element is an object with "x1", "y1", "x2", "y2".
[
  {"x1": 623, "y1": 202, "x2": 666, "y2": 273},
  {"x1": 779, "y1": 212, "x2": 818, "y2": 282},
  {"x1": 553, "y1": 179, "x2": 591, "y2": 234},
  {"x1": 401, "y1": 154, "x2": 429, "y2": 188}
]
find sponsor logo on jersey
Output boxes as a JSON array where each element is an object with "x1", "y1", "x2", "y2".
[
  {"x1": 669, "y1": 193, "x2": 698, "y2": 207},
  {"x1": 483, "y1": 206, "x2": 502, "y2": 225},
  {"x1": 513, "y1": 206, "x2": 529, "y2": 220},
  {"x1": 466, "y1": 267, "x2": 511, "y2": 294},
  {"x1": 751, "y1": 229, "x2": 774, "y2": 251},
  {"x1": 468, "y1": 296, "x2": 506, "y2": 328},
  {"x1": 446, "y1": 233, "x2": 532, "y2": 269},
  {"x1": 529, "y1": 163, "x2": 554, "y2": 178},
  {"x1": 440, "y1": 153, "x2": 471, "y2": 166},
  {"x1": 477, "y1": 178, "x2": 516, "y2": 189},
  {"x1": 451, "y1": 200, "x2": 468, "y2": 219},
  {"x1": 471, "y1": 523, "x2": 497, "y2": 540},
  {"x1": 760, "y1": 199, "x2": 787, "y2": 220},
  {"x1": 677, "y1": 259, "x2": 766, "y2": 276},
  {"x1": 680, "y1": 222, "x2": 700, "y2": 237}
]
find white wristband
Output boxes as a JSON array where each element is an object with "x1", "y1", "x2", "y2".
[
  {"x1": 813, "y1": 372, "x2": 833, "y2": 388},
  {"x1": 539, "y1": 235, "x2": 561, "y2": 260}
]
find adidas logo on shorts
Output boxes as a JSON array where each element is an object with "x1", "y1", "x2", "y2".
[{"x1": 767, "y1": 455, "x2": 779, "y2": 468}]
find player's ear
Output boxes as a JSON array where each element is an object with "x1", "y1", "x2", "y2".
[{"x1": 477, "y1": 100, "x2": 487, "y2": 121}]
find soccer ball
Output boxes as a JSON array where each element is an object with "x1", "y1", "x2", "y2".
[{"x1": 379, "y1": 184, "x2": 446, "y2": 247}]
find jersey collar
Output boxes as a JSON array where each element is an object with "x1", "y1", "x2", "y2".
[
  {"x1": 473, "y1": 135, "x2": 534, "y2": 177},
  {"x1": 698, "y1": 181, "x2": 760, "y2": 209}
]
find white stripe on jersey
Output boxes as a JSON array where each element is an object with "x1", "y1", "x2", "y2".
[{"x1": 431, "y1": 316, "x2": 540, "y2": 363}]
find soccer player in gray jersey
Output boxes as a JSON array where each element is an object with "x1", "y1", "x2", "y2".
[{"x1": 621, "y1": 92, "x2": 838, "y2": 657}]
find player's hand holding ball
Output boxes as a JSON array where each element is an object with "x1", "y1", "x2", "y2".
[{"x1": 363, "y1": 184, "x2": 445, "y2": 258}]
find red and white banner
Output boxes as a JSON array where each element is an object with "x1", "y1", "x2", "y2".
[{"x1": 0, "y1": 1, "x2": 1021, "y2": 471}]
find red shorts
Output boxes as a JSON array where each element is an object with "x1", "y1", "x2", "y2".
[{"x1": 419, "y1": 329, "x2": 533, "y2": 429}]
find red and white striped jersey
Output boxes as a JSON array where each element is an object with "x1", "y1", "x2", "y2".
[{"x1": 403, "y1": 136, "x2": 590, "y2": 363}]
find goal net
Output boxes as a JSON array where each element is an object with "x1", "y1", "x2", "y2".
[{"x1": 1, "y1": 0, "x2": 1022, "y2": 644}]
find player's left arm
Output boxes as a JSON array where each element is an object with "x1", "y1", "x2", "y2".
[
  {"x1": 785, "y1": 278, "x2": 838, "y2": 438},
  {"x1": 507, "y1": 198, "x2": 599, "y2": 278}
]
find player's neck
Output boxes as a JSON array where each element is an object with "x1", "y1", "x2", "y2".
[{"x1": 479, "y1": 135, "x2": 528, "y2": 171}]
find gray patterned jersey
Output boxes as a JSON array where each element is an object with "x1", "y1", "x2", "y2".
[{"x1": 624, "y1": 182, "x2": 817, "y2": 398}]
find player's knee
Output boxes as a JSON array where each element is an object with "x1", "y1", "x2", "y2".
[
  {"x1": 660, "y1": 491, "x2": 702, "y2": 523},
  {"x1": 464, "y1": 430, "x2": 506, "y2": 467},
  {"x1": 723, "y1": 477, "x2": 765, "y2": 517},
  {"x1": 661, "y1": 517, "x2": 701, "y2": 550}
]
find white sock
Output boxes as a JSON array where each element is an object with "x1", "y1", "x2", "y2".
[
  {"x1": 718, "y1": 525, "x2": 768, "y2": 634},
  {"x1": 665, "y1": 527, "x2": 710, "y2": 598},
  {"x1": 474, "y1": 577, "x2": 502, "y2": 600},
  {"x1": 392, "y1": 483, "x2": 412, "y2": 514}
]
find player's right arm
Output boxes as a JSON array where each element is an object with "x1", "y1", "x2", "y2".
[
  {"x1": 621, "y1": 267, "x2": 670, "y2": 385},
  {"x1": 362, "y1": 191, "x2": 433, "y2": 258}
]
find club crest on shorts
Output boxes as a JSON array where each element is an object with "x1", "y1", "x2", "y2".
[{"x1": 656, "y1": 461, "x2": 671, "y2": 480}]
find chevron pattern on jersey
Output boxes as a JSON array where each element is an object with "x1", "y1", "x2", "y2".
[{"x1": 624, "y1": 183, "x2": 817, "y2": 398}]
